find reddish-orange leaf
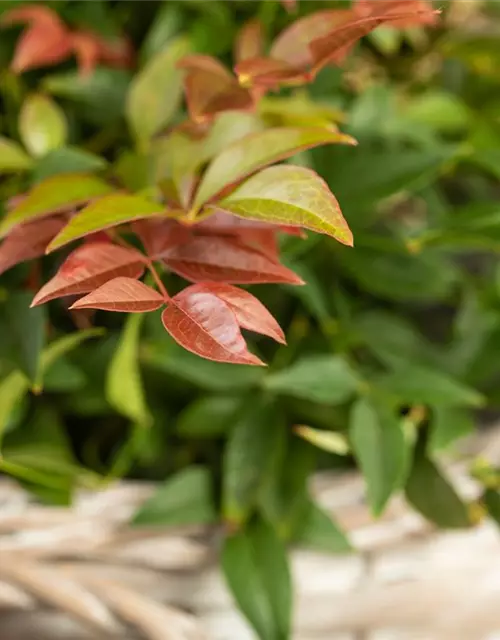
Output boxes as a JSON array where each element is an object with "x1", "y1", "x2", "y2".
[
  {"x1": 236, "y1": 228, "x2": 279, "y2": 261},
  {"x1": 196, "y1": 210, "x2": 306, "y2": 239},
  {"x1": 70, "y1": 30, "x2": 134, "y2": 76},
  {"x1": 235, "y1": 57, "x2": 310, "y2": 90},
  {"x1": 189, "y1": 283, "x2": 285, "y2": 344},
  {"x1": 133, "y1": 219, "x2": 191, "y2": 260},
  {"x1": 354, "y1": 0, "x2": 439, "y2": 27},
  {"x1": 234, "y1": 19, "x2": 265, "y2": 64},
  {"x1": 70, "y1": 277, "x2": 164, "y2": 312},
  {"x1": 31, "y1": 243, "x2": 145, "y2": 306},
  {"x1": 162, "y1": 288, "x2": 264, "y2": 365},
  {"x1": 163, "y1": 235, "x2": 303, "y2": 285},
  {"x1": 178, "y1": 54, "x2": 255, "y2": 123},
  {"x1": 309, "y1": 9, "x2": 440, "y2": 74},
  {"x1": 280, "y1": 0, "x2": 298, "y2": 12},
  {"x1": 270, "y1": 9, "x2": 353, "y2": 69},
  {"x1": 0, "y1": 216, "x2": 65, "y2": 276}
]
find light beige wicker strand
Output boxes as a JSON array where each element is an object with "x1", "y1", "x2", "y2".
[{"x1": 1, "y1": 428, "x2": 500, "y2": 640}]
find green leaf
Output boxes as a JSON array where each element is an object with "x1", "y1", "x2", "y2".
[
  {"x1": 295, "y1": 500, "x2": 351, "y2": 553},
  {"x1": 0, "y1": 174, "x2": 113, "y2": 237},
  {"x1": 217, "y1": 164, "x2": 352, "y2": 245},
  {"x1": 4, "y1": 291, "x2": 45, "y2": 384},
  {"x1": 222, "y1": 517, "x2": 292, "y2": 640},
  {"x1": 44, "y1": 68, "x2": 131, "y2": 126},
  {"x1": 19, "y1": 94, "x2": 68, "y2": 158},
  {"x1": 428, "y1": 407, "x2": 474, "y2": 455},
  {"x1": 143, "y1": 337, "x2": 263, "y2": 390},
  {"x1": 193, "y1": 126, "x2": 355, "y2": 209},
  {"x1": 484, "y1": 489, "x2": 500, "y2": 527},
  {"x1": 40, "y1": 328, "x2": 105, "y2": 374},
  {"x1": 0, "y1": 137, "x2": 33, "y2": 173},
  {"x1": 349, "y1": 398, "x2": 407, "y2": 516},
  {"x1": 141, "y1": 3, "x2": 182, "y2": 63},
  {"x1": 281, "y1": 259, "x2": 331, "y2": 325},
  {"x1": 405, "y1": 444, "x2": 470, "y2": 528},
  {"x1": 132, "y1": 466, "x2": 216, "y2": 526},
  {"x1": 223, "y1": 398, "x2": 282, "y2": 526},
  {"x1": 0, "y1": 371, "x2": 29, "y2": 449},
  {"x1": 402, "y1": 91, "x2": 470, "y2": 134},
  {"x1": 295, "y1": 425, "x2": 350, "y2": 455},
  {"x1": 43, "y1": 358, "x2": 87, "y2": 393},
  {"x1": 176, "y1": 395, "x2": 243, "y2": 438},
  {"x1": 106, "y1": 314, "x2": 151, "y2": 428},
  {"x1": 46, "y1": 194, "x2": 164, "y2": 251},
  {"x1": 127, "y1": 37, "x2": 190, "y2": 148},
  {"x1": 264, "y1": 355, "x2": 360, "y2": 405},
  {"x1": 32, "y1": 147, "x2": 107, "y2": 183},
  {"x1": 378, "y1": 363, "x2": 484, "y2": 408}
]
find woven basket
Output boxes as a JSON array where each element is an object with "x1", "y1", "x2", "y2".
[{"x1": 1, "y1": 427, "x2": 500, "y2": 640}]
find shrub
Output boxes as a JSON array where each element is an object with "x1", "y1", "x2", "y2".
[{"x1": 1, "y1": 1, "x2": 500, "y2": 637}]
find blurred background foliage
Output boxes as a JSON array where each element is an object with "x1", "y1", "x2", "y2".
[{"x1": 1, "y1": 0, "x2": 500, "y2": 599}]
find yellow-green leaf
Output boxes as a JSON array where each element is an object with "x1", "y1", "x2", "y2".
[
  {"x1": 19, "y1": 94, "x2": 68, "y2": 158},
  {"x1": 126, "y1": 37, "x2": 190, "y2": 148},
  {"x1": 106, "y1": 314, "x2": 151, "y2": 427},
  {"x1": 295, "y1": 425, "x2": 350, "y2": 455},
  {"x1": 46, "y1": 194, "x2": 165, "y2": 252},
  {"x1": 193, "y1": 126, "x2": 356, "y2": 209},
  {"x1": 215, "y1": 165, "x2": 353, "y2": 245},
  {"x1": 0, "y1": 137, "x2": 33, "y2": 173},
  {"x1": 0, "y1": 174, "x2": 113, "y2": 238}
]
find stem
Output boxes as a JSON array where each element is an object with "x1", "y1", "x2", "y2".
[{"x1": 148, "y1": 260, "x2": 169, "y2": 300}]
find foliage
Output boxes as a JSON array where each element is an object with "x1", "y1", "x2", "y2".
[{"x1": 1, "y1": 0, "x2": 500, "y2": 637}]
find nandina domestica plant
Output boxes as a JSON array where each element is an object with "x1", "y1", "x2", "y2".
[{"x1": 0, "y1": 0, "x2": 439, "y2": 366}]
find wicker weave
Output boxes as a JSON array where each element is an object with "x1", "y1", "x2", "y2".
[{"x1": 1, "y1": 428, "x2": 500, "y2": 640}]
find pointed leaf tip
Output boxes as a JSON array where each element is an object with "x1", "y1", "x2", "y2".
[{"x1": 70, "y1": 277, "x2": 165, "y2": 312}]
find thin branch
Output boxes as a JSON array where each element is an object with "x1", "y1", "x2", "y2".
[{"x1": 147, "y1": 260, "x2": 169, "y2": 300}]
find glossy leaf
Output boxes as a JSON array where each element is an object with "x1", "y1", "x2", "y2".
[
  {"x1": 222, "y1": 517, "x2": 292, "y2": 640},
  {"x1": 71, "y1": 277, "x2": 165, "y2": 313},
  {"x1": 31, "y1": 243, "x2": 145, "y2": 306},
  {"x1": 132, "y1": 466, "x2": 216, "y2": 526},
  {"x1": 192, "y1": 126, "x2": 356, "y2": 209},
  {"x1": 218, "y1": 164, "x2": 353, "y2": 245},
  {"x1": 46, "y1": 194, "x2": 165, "y2": 252},
  {"x1": 378, "y1": 363, "x2": 484, "y2": 408},
  {"x1": 295, "y1": 425, "x2": 349, "y2": 455},
  {"x1": 106, "y1": 313, "x2": 151, "y2": 427},
  {"x1": 183, "y1": 283, "x2": 285, "y2": 344},
  {"x1": 176, "y1": 395, "x2": 243, "y2": 438},
  {"x1": 223, "y1": 399, "x2": 283, "y2": 524},
  {"x1": 0, "y1": 217, "x2": 65, "y2": 276},
  {"x1": 405, "y1": 443, "x2": 470, "y2": 528},
  {"x1": 295, "y1": 500, "x2": 351, "y2": 553},
  {"x1": 0, "y1": 137, "x2": 33, "y2": 173},
  {"x1": 4, "y1": 291, "x2": 46, "y2": 384},
  {"x1": 350, "y1": 398, "x2": 407, "y2": 516},
  {"x1": 264, "y1": 355, "x2": 359, "y2": 405},
  {"x1": 163, "y1": 235, "x2": 303, "y2": 285},
  {"x1": 161, "y1": 286, "x2": 264, "y2": 365},
  {"x1": 127, "y1": 37, "x2": 189, "y2": 147},
  {"x1": 0, "y1": 174, "x2": 113, "y2": 237},
  {"x1": 19, "y1": 93, "x2": 68, "y2": 158}
]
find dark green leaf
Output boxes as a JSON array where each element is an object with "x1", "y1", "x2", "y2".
[
  {"x1": 222, "y1": 517, "x2": 292, "y2": 640},
  {"x1": 33, "y1": 147, "x2": 107, "y2": 183},
  {"x1": 223, "y1": 398, "x2": 282, "y2": 526},
  {"x1": 176, "y1": 395, "x2": 243, "y2": 438},
  {"x1": 4, "y1": 291, "x2": 45, "y2": 384},
  {"x1": 405, "y1": 444, "x2": 470, "y2": 528},
  {"x1": 264, "y1": 355, "x2": 360, "y2": 405},
  {"x1": 428, "y1": 407, "x2": 474, "y2": 454},
  {"x1": 484, "y1": 489, "x2": 500, "y2": 527},
  {"x1": 132, "y1": 466, "x2": 216, "y2": 526},
  {"x1": 295, "y1": 500, "x2": 351, "y2": 553},
  {"x1": 350, "y1": 398, "x2": 407, "y2": 516}
]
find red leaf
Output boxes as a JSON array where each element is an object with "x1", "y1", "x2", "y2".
[
  {"x1": 235, "y1": 57, "x2": 310, "y2": 90},
  {"x1": 133, "y1": 219, "x2": 191, "y2": 260},
  {"x1": 70, "y1": 30, "x2": 134, "y2": 76},
  {"x1": 162, "y1": 288, "x2": 264, "y2": 365},
  {"x1": 188, "y1": 283, "x2": 285, "y2": 344},
  {"x1": 236, "y1": 228, "x2": 279, "y2": 261},
  {"x1": 0, "y1": 216, "x2": 65, "y2": 276},
  {"x1": 163, "y1": 235, "x2": 303, "y2": 285},
  {"x1": 31, "y1": 243, "x2": 145, "y2": 306},
  {"x1": 196, "y1": 210, "x2": 305, "y2": 238},
  {"x1": 178, "y1": 54, "x2": 255, "y2": 123},
  {"x1": 354, "y1": 0, "x2": 439, "y2": 27},
  {"x1": 280, "y1": 0, "x2": 298, "y2": 12},
  {"x1": 70, "y1": 277, "x2": 164, "y2": 312},
  {"x1": 234, "y1": 19, "x2": 265, "y2": 64}
]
